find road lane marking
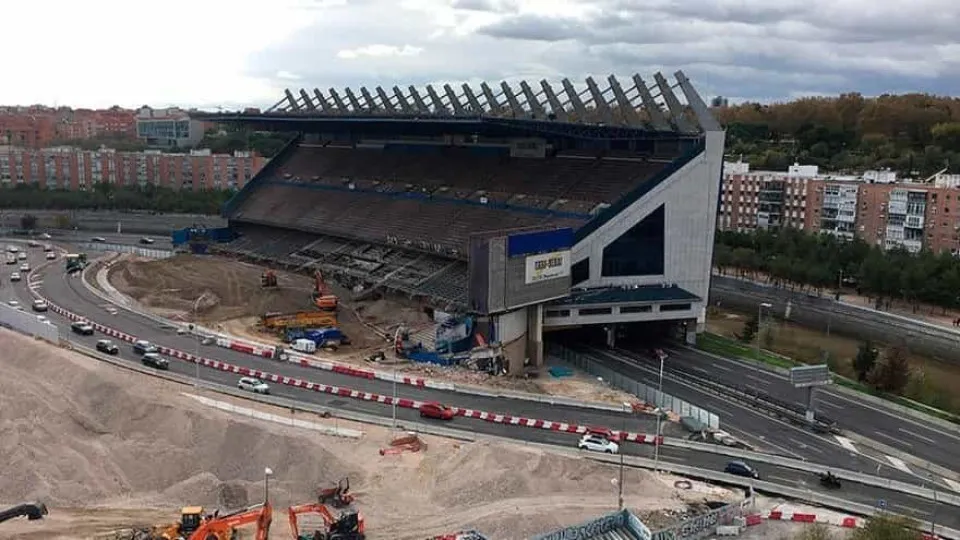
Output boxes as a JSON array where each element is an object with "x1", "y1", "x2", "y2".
[
  {"x1": 943, "y1": 478, "x2": 960, "y2": 493},
  {"x1": 817, "y1": 399, "x2": 842, "y2": 410},
  {"x1": 874, "y1": 430, "x2": 912, "y2": 447},
  {"x1": 885, "y1": 455, "x2": 913, "y2": 474},
  {"x1": 824, "y1": 389, "x2": 960, "y2": 442},
  {"x1": 834, "y1": 435, "x2": 859, "y2": 453},
  {"x1": 897, "y1": 427, "x2": 936, "y2": 445},
  {"x1": 789, "y1": 437, "x2": 824, "y2": 454},
  {"x1": 688, "y1": 366, "x2": 710, "y2": 375},
  {"x1": 768, "y1": 475, "x2": 799, "y2": 485},
  {"x1": 712, "y1": 363, "x2": 732, "y2": 372},
  {"x1": 745, "y1": 373, "x2": 770, "y2": 385},
  {"x1": 891, "y1": 503, "x2": 925, "y2": 515}
]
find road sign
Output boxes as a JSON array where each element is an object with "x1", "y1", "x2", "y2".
[{"x1": 790, "y1": 364, "x2": 832, "y2": 388}]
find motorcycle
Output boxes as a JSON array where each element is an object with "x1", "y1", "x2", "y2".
[{"x1": 819, "y1": 471, "x2": 842, "y2": 489}]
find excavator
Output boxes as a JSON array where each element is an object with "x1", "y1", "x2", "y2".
[
  {"x1": 261, "y1": 270, "x2": 278, "y2": 288},
  {"x1": 0, "y1": 502, "x2": 47, "y2": 524},
  {"x1": 312, "y1": 270, "x2": 338, "y2": 311},
  {"x1": 317, "y1": 478, "x2": 354, "y2": 508},
  {"x1": 140, "y1": 502, "x2": 271, "y2": 540},
  {"x1": 287, "y1": 503, "x2": 364, "y2": 540}
]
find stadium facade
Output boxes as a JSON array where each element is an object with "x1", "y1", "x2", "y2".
[{"x1": 198, "y1": 72, "x2": 724, "y2": 375}]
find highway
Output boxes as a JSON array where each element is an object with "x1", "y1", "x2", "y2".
[
  {"x1": 644, "y1": 343, "x2": 960, "y2": 471},
  {"x1": 4, "y1": 245, "x2": 958, "y2": 530}
]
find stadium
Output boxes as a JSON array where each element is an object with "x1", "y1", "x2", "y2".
[{"x1": 197, "y1": 71, "x2": 725, "y2": 375}]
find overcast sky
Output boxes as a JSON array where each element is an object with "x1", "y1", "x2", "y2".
[{"x1": 4, "y1": 0, "x2": 958, "y2": 110}]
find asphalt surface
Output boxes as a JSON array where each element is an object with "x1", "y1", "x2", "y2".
[
  {"x1": 4, "y1": 246, "x2": 957, "y2": 530},
  {"x1": 650, "y1": 344, "x2": 960, "y2": 471}
]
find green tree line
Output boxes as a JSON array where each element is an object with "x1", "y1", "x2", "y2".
[
  {"x1": 0, "y1": 183, "x2": 232, "y2": 215},
  {"x1": 714, "y1": 228, "x2": 960, "y2": 312},
  {"x1": 716, "y1": 93, "x2": 960, "y2": 175}
]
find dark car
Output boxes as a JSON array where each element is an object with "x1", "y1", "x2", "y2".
[
  {"x1": 70, "y1": 321, "x2": 95, "y2": 335},
  {"x1": 419, "y1": 402, "x2": 455, "y2": 420},
  {"x1": 141, "y1": 352, "x2": 169, "y2": 370},
  {"x1": 96, "y1": 339, "x2": 119, "y2": 355},
  {"x1": 133, "y1": 340, "x2": 158, "y2": 355},
  {"x1": 724, "y1": 460, "x2": 760, "y2": 479}
]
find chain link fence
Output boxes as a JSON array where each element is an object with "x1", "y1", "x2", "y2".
[{"x1": 550, "y1": 344, "x2": 720, "y2": 429}]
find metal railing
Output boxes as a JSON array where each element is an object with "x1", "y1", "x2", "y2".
[
  {"x1": 550, "y1": 344, "x2": 720, "y2": 429},
  {"x1": 76, "y1": 242, "x2": 173, "y2": 259}
]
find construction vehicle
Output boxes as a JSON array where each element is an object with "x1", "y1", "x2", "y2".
[
  {"x1": 285, "y1": 327, "x2": 347, "y2": 349},
  {"x1": 288, "y1": 504, "x2": 364, "y2": 540},
  {"x1": 65, "y1": 253, "x2": 88, "y2": 273},
  {"x1": 0, "y1": 502, "x2": 47, "y2": 524},
  {"x1": 141, "y1": 502, "x2": 271, "y2": 540},
  {"x1": 261, "y1": 311, "x2": 338, "y2": 331},
  {"x1": 317, "y1": 478, "x2": 354, "y2": 508},
  {"x1": 261, "y1": 270, "x2": 278, "y2": 288},
  {"x1": 312, "y1": 270, "x2": 339, "y2": 311}
]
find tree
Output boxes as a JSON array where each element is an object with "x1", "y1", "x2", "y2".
[
  {"x1": 738, "y1": 314, "x2": 759, "y2": 343},
  {"x1": 20, "y1": 213, "x2": 37, "y2": 230},
  {"x1": 53, "y1": 214, "x2": 72, "y2": 229},
  {"x1": 870, "y1": 345, "x2": 911, "y2": 394},
  {"x1": 849, "y1": 513, "x2": 921, "y2": 540},
  {"x1": 853, "y1": 340, "x2": 880, "y2": 382}
]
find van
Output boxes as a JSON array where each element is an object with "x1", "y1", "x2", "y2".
[{"x1": 291, "y1": 338, "x2": 317, "y2": 354}]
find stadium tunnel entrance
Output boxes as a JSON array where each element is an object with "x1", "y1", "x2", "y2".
[{"x1": 545, "y1": 318, "x2": 695, "y2": 350}]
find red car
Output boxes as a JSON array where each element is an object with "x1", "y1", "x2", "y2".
[{"x1": 419, "y1": 402, "x2": 455, "y2": 420}]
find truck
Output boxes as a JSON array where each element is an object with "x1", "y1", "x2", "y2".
[
  {"x1": 65, "y1": 253, "x2": 88, "y2": 273},
  {"x1": 285, "y1": 327, "x2": 346, "y2": 348},
  {"x1": 260, "y1": 311, "x2": 338, "y2": 331}
]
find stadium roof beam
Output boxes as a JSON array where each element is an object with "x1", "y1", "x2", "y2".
[
  {"x1": 343, "y1": 88, "x2": 365, "y2": 112},
  {"x1": 312, "y1": 89, "x2": 331, "y2": 112},
  {"x1": 408, "y1": 86, "x2": 431, "y2": 112},
  {"x1": 519, "y1": 81, "x2": 546, "y2": 119},
  {"x1": 299, "y1": 89, "x2": 317, "y2": 111},
  {"x1": 425, "y1": 85, "x2": 449, "y2": 114},
  {"x1": 653, "y1": 73, "x2": 696, "y2": 133},
  {"x1": 393, "y1": 86, "x2": 414, "y2": 113},
  {"x1": 560, "y1": 78, "x2": 589, "y2": 120},
  {"x1": 360, "y1": 87, "x2": 380, "y2": 112},
  {"x1": 284, "y1": 89, "x2": 302, "y2": 112},
  {"x1": 444, "y1": 84, "x2": 467, "y2": 115},
  {"x1": 540, "y1": 80, "x2": 570, "y2": 122},
  {"x1": 376, "y1": 87, "x2": 397, "y2": 113},
  {"x1": 608, "y1": 76, "x2": 641, "y2": 126},
  {"x1": 328, "y1": 88, "x2": 349, "y2": 111},
  {"x1": 462, "y1": 84, "x2": 484, "y2": 113},
  {"x1": 631, "y1": 75, "x2": 671, "y2": 131},
  {"x1": 250, "y1": 72, "x2": 719, "y2": 134}
]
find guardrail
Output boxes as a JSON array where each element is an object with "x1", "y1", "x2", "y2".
[
  {"x1": 76, "y1": 242, "x2": 173, "y2": 259},
  {"x1": 664, "y1": 438, "x2": 960, "y2": 507},
  {"x1": 550, "y1": 344, "x2": 721, "y2": 429},
  {"x1": 63, "y1": 339, "x2": 960, "y2": 540}
]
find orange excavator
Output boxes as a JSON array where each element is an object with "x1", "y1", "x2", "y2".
[
  {"x1": 144, "y1": 502, "x2": 271, "y2": 540},
  {"x1": 317, "y1": 478, "x2": 354, "y2": 508},
  {"x1": 312, "y1": 270, "x2": 338, "y2": 311},
  {"x1": 261, "y1": 270, "x2": 279, "y2": 288},
  {"x1": 288, "y1": 503, "x2": 364, "y2": 540}
]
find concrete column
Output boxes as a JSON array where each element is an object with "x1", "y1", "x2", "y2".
[
  {"x1": 685, "y1": 319, "x2": 697, "y2": 345},
  {"x1": 526, "y1": 304, "x2": 544, "y2": 368},
  {"x1": 606, "y1": 323, "x2": 617, "y2": 348}
]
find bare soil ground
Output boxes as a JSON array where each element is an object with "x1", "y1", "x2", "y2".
[
  {"x1": 105, "y1": 254, "x2": 639, "y2": 406},
  {"x1": 707, "y1": 308, "x2": 960, "y2": 408},
  {"x1": 0, "y1": 330, "x2": 739, "y2": 539}
]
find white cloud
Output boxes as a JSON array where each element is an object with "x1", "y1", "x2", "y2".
[{"x1": 337, "y1": 45, "x2": 425, "y2": 59}]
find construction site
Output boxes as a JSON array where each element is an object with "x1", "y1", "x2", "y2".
[
  {"x1": 0, "y1": 331, "x2": 744, "y2": 539},
  {"x1": 102, "y1": 254, "x2": 637, "y2": 403}
]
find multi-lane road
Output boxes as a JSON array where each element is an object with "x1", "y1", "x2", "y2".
[{"x1": 3, "y1": 241, "x2": 958, "y2": 531}]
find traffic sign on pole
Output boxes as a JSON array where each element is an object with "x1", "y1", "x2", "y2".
[{"x1": 790, "y1": 364, "x2": 832, "y2": 388}]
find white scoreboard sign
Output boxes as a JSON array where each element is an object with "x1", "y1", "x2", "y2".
[{"x1": 524, "y1": 250, "x2": 571, "y2": 284}]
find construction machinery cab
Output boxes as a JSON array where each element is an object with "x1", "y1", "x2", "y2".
[
  {"x1": 179, "y1": 506, "x2": 204, "y2": 536},
  {"x1": 261, "y1": 270, "x2": 278, "y2": 288},
  {"x1": 317, "y1": 478, "x2": 353, "y2": 508}
]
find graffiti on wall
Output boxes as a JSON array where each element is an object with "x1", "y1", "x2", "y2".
[{"x1": 651, "y1": 502, "x2": 745, "y2": 540}]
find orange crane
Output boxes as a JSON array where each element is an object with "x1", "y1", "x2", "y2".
[
  {"x1": 312, "y1": 270, "x2": 339, "y2": 311},
  {"x1": 287, "y1": 503, "x2": 364, "y2": 540},
  {"x1": 187, "y1": 501, "x2": 272, "y2": 540}
]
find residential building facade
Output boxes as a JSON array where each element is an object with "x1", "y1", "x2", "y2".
[
  {"x1": 136, "y1": 107, "x2": 212, "y2": 148},
  {"x1": 721, "y1": 163, "x2": 960, "y2": 255},
  {"x1": 0, "y1": 146, "x2": 265, "y2": 191},
  {"x1": 0, "y1": 106, "x2": 138, "y2": 147}
]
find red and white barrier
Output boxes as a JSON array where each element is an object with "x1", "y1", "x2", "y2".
[
  {"x1": 753, "y1": 509, "x2": 861, "y2": 528},
  {"x1": 36, "y1": 290, "x2": 661, "y2": 446}
]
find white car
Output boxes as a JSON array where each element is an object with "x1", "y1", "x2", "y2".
[
  {"x1": 19, "y1": 263, "x2": 30, "y2": 272},
  {"x1": 10, "y1": 272, "x2": 21, "y2": 282},
  {"x1": 36, "y1": 315, "x2": 48, "y2": 323},
  {"x1": 6, "y1": 245, "x2": 18, "y2": 253},
  {"x1": 17, "y1": 252, "x2": 27, "y2": 260},
  {"x1": 238, "y1": 377, "x2": 270, "y2": 394},
  {"x1": 7, "y1": 300, "x2": 18, "y2": 307},
  {"x1": 45, "y1": 252, "x2": 56, "y2": 260},
  {"x1": 578, "y1": 434, "x2": 620, "y2": 454}
]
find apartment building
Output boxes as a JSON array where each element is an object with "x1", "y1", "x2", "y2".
[
  {"x1": 136, "y1": 107, "x2": 212, "y2": 148},
  {"x1": 0, "y1": 106, "x2": 137, "y2": 147},
  {"x1": 721, "y1": 163, "x2": 960, "y2": 254},
  {"x1": 0, "y1": 146, "x2": 265, "y2": 191}
]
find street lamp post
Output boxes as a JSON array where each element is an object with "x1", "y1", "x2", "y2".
[
  {"x1": 757, "y1": 302, "x2": 772, "y2": 361},
  {"x1": 263, "y1": 467, "x2": 273, "y2": 504},
  {"x1": 653, "y1": 351, "x2": 666, "y2": 473},
  {"x1": 617, "y1": 401, "x2": 630, "y2": 511}
]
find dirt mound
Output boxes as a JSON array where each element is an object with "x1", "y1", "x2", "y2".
[
  {"x1": 107, "y1": 255, "x2": 315, "y2": 322},
  {"x1": 0, "y1": 331, "x2": 359, "y2": 509}
]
